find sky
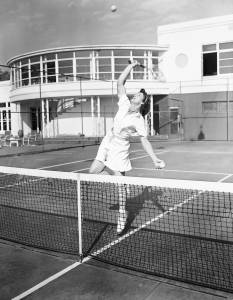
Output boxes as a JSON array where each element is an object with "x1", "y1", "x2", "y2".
[{"x1": 1, "y1": 0, "x2": 233, "y2": 63}]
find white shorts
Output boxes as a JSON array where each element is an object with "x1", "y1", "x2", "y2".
[{"x1": 96, "y1": 133, "x2": 131, "y2": 172}]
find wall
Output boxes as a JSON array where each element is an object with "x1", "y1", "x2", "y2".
[
  {"x1": 158, "y1": 14, "x2": 233, "y2": 82},
  {"x1": 179, "y1": 92, "x2": 233, "y2": 140}
]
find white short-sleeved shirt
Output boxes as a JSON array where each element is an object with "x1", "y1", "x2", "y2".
[{"x1": 95, "y1": 94, "x2": 147, "y2": 172}]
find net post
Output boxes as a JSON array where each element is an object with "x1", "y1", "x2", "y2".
[{"x1": 77, "y1": 173, "x2": 83, "y2": 261}]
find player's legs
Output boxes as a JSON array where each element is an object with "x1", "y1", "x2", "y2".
[
  {"x1": 89, "y1": 159, "x2": 109, "y2": 175},
  {"x1": 112, "y1": 170, "x2": 129, "y2": 235}
]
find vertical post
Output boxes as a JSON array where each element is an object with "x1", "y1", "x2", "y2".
[
  {"x1": 91, "y1": 96, "x2": 95, "y2": 136},
  {"x1": 36, "y1": 108, "x2": 39, "y2": 133},
  {"x1": 111, "y1": 80, "x2": 114, "y2": 122},
  {"x1": 77, "y1": 173, "x2": 83, "y2": 260},
  {"x1": 79, "y1": 77, "x2": 83, "y2": 135},
  {"x1": 150, "y1": 95, "x2": 154, "y2": 135},
  {"x1": 46, "y1": 99, "x2": 49, "y2": 138},
  {"x1": 226, "y1": 78, "x2": 229, "y2": 141},
  {"x1": 97, "y1": 96, "x2": 100, "y2": 136},
  {"x1": 41, "y1": 99, "x2": 44, "y2": 138}
]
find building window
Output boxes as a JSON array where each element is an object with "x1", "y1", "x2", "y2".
[
  {"x1": 96, "y1": 57, "x2": 111, "y2": 80},
  {"x1": 202, "y1": 102, "x2": 218, "y2": 112},
  {"x1": 76, "y1": 58, "x2": 91, "y2": 80},
  {"x1": 219, "y1": 42, "x2": 233, "y2": 74},
  {"x1": 58, "y1": 60, "x2": 73, "y2": 82},
  {"x1": 202, "y1": 101, "x2": 233, "y2": 112},
  {"x1": 202, "y1": 44, "x2": 217, "y2": 76},
  {"x1": 30, "y1": 63, "x2": 41, "y2": 84},
  {"x1": 21, "y1": 65, "x2": 29, "y2": 86},
  {"x1": 43, "y1": 61, "x2": 56, "y2": 83},
  {"x1": 57, "y1": 51, "x2": 73, "y2": 59},
  {"x1": 203, "y1": 42, "x2": 233, "y2": 76}
]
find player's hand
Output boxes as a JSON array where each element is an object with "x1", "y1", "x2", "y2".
[
  {"x1": 128, "y1": 59, "x2": 140, "y2": 68},
  {"x1": 153, "y1": 159, "x2": 166, "y2": 169}
]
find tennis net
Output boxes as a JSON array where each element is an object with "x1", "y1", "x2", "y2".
[{"x1": 0, "y1": 166, "x2": 232, "y2": 292}]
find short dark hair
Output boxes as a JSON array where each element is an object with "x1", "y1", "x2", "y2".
[{"x1": 139, "y1": 89, "x2": 150, "y2": 117}]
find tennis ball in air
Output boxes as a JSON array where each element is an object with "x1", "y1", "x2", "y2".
[{"x1": 111, "y1": 5, "x2": 117, "y2": 12}]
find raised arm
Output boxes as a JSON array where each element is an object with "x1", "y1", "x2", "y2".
[{"x1": 117, "y1": 61, "x2": 139, "y2": 98}]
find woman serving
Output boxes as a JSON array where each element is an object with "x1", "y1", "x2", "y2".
[{"x1": 89, "y1": 60, "x2": 165, "y2": 234}]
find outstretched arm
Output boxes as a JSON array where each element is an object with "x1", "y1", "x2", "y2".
[
  {"x1": 140, "y1": 136, "x2": 165, "y2": 169},
  {"x1": 117, "y1": 61, "x2": 139, "y2": 98}
]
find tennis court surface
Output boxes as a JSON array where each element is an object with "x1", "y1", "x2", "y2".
[{"x1": 1, "y1": 141, "x2": 233, "y2": 299}]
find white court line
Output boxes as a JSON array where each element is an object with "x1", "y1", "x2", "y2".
[
  {"x1": 134, "y1": 167, "x2": 232, "y2": 176},
  {"x1": 38, "y1": 150, "x2": 168, "y2": 171},
  {"x1": 169, "y1": 150, "x2": 233, "y2": 155},
  {"x1": 72, "y1": 168, "x2": 89, "y2": 173},
  {"x1": 38, "y1": 159, "x2": 93, "y2": 170},
  {"x1": 70, "y1": 151, "x2": 169, "y2": 173},
  {"x1": 218, "y1": 174, "x2": 233, "y2": 183},
  {"x1": 38, "y1": 150, "x2": 146, "y2": 170}
]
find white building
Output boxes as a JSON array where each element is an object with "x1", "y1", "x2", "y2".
[
  {"x1": 158, "y1": 14, "x2": 233, "y2": 140},
  {"x1": 1, "y1": 14, "x2": 233, "y2": 140},
  {"x1": 6, "y1": 45, "x2": 168, "y2": 138}
]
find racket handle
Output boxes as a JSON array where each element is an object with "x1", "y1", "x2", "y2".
[{"x1": 128, "y1": 59, "x2": 145, "y2": 68}]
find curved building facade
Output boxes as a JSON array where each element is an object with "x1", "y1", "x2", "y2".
[{"x1": 7, "y1": 45, "x2": 168, "y2": 137}]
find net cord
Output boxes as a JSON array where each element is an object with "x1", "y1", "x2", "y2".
[{"x1": 0, "y1": 165, "x2": 232, "y2": 193}]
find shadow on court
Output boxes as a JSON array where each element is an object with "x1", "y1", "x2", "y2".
[{"x1": 109, "y1": 187, "x2": 166, "y2": 236}]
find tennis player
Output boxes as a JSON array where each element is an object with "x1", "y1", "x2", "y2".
[{"x1": 89, "y1": 60, "x2": 165, "y2": 234}]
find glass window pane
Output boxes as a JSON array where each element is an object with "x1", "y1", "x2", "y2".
[
  {"x1": 21, "y1": 66, "x2": 29, "y2": 80},
  {"x1": 114, "y1": 57, "x2": 129, "y2": 64},
  {"x1": 203, "y1": 53, "x2": 217, "y2": 76},
  {"x1": 219, "y1": 66, "x2": 233, "y2": 74},
  {"x1": 99, "y1": 66, "x2": 111, "y2": 72},
  {"x1": 113, "y1": 49, "x2": 130, "y2": 56},
  {"x1": 30, "y1": 56, "x2": 40, "y2": 63},
  {"x1": 202, "y1": 102, "x2": 217, "y2": 112},
  {"x1": 76, "y1": 59, "x2": 90, "y2": 66},
  {"x1": 152, "y1": 50, "x2": 159, "y2": 56},
  {"x1": 219, "y1": 59, "x2": 233, "y2": 67},
  {"x1": 97, "y1": 50, "x2": 111, "y2": 56},
  {"x1": 76, "y1": 66, "x2": 90, "y2": 72},
  {"x1": 115, "y1": 65, "x2": 127, "y2": 72},
  {"x1": 219, "y1": 52, "x2": 233, "y2": 59},
  {"x1": 219, "y1": 42, "x2": 233, "y2": 50},
  {"x1": 21, "y1": 59, "x2": 28, "y2": 66},
  {"x1": 59, "y1": 66, "x2": 73, "y2": 74},
  {"x1": 99, "y1": 73, "x2": 111, "y2": 80},
  {"x1": 132, "y1": 50, "x2": 145, "y2": 56},
  {"x1": 42, "y1": 53, "x2": 55, "y2": 60},
  {"x1": 75, "y1": 50, "x2": 91, "y2": 57},
  {"x1": 22, "y1": 79, "x2": 29, "y2": 86},
  {"x1": 98, "y1": 58, "x2": 111, "y2": 65},
  {"x1": 57, "y1": 52, "x2": 73, "y2": 59},
  {"x1": 202, "y1": 44, "x2": 216, "y2": 52},
  {"x1": 58, "y1": 60, "x2": 73, "y2": 67},
  {"x1": 31, "y1": 64, "x2": 40, "y2": 77},
  {"x1": 218, "y1": 102, "x2": 226, "y2": 112}
]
